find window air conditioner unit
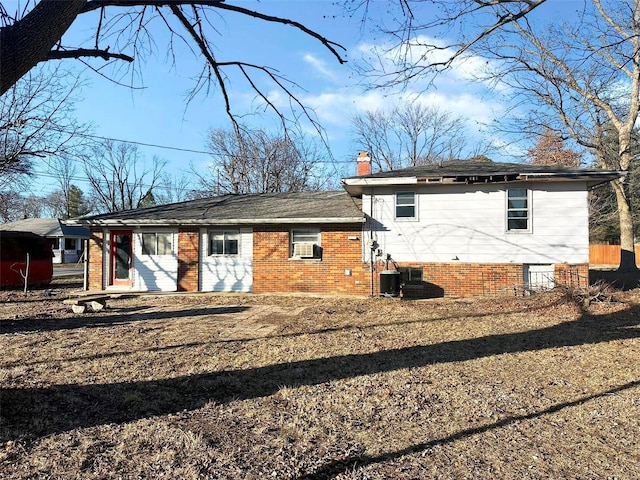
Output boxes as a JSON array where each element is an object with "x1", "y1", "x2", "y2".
[{"x1": 293, "y1": 243, "x2": 315, "y2": 258}]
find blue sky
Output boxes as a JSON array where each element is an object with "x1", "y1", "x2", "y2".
[{"x1": 27, "y1": 1, "x2": 577, "y2": 199}]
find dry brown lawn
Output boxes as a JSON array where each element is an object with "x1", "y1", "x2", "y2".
[{"x1": 1, "y1": 283, "x2": 639, "y2": 479}]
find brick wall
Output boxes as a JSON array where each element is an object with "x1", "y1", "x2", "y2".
[
  {"x1": 177, "y1": 229, "x2": 200, "y2": 291},
  {"x1": 88, "y1": 225, "x2": 588, "y2": 298},
  {"x1": 392, "y1": 262, "x2": 524, "y2": 298},
  {"x1": 555, "y1": 263, "x2": 589, "y2": 289},
  {"x1": 88, "y1": 229, "x2": 104, "y2": 291},
  {"x1": 252, "y1": 224, "x2": 371, "y2": 296},
  {"x1": 391, "y1": 262, "x2": 589, "y2": 298}
]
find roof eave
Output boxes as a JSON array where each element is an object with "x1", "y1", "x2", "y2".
[
  {"x1": 341, "y1": 177, "x2": 417, "y2": 196},
  {"x1": 341, "y1": 170, "x2": 624, "y2": 196},
  {"x1": 76, "y1": 216, "x2": 366, "y2": 227}
]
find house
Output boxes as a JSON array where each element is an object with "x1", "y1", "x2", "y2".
[
  {"x1": 342, "y1": 154, "x2": 621, "y2": 296},
  {"x1": 75, "y1": 156, "x2": 621, "y2": 298},
  {"x1": 77, "y1": 191, "x2": 370, "y2": 295},
  {"x1": 0, "y1": 218, "x2": 89, "y2": 264}
]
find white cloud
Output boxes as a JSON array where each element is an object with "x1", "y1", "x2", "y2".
[
  {"x1": 223, "y1": 32, "x2": 513, "y2": 161},
  {"x1": 302, "y1": 53, "x2": 340, "y2": 82},
  {"x1": 356, "y1": 34, "x2": 508, "y2": 93}
]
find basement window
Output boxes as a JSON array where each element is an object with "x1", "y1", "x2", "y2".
[{"x1": 399, "y1": 267, "x2": 423, "y2": 285}]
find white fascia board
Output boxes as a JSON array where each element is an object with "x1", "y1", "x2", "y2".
[
  {"x1": 341, "y1": 177, "x2": 418, "y2": 196},
  {"x1": 342, "y1": 177, "x2": 417, "y2": 187},
  {"x1": 522, "y1": 170, "x2": 624, "y2": 179},
  {"x1": 80, "y1": 217, "x2": 366, "y2": 227}
]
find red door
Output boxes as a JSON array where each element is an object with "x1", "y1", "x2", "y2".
[{"x1": 110, "y1": 230, "x2": 132, "y2": 287}]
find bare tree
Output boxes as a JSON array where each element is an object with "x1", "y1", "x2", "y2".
[
  {"x1": 362, "y1": 1, "x2": 639, "y2": 271},
  {"x1": 20, "y1": 195, "x2": 44, "y2": 219},
  {"x1": 44, "y1": 155, "x2": 78, "y2": 217},
  {"x1": 83, "y1": 140, "x2": 165, "y2": 212},
  {"x1": 196, "y1": 127, "x2": 325, "y2": 195},
  {"x1": 0, "y1": 64, "x2": 86, "y2": 179},
  {"x1": 41, "y1": 190, "x2": 66, "y2": 218},
  {"x1": 467, "y1": 0, "x2": 640, "y2": 271},
  {"x1": 352, "y1": 102, "x2": 482, "y2": 171},
  {"x1": 0, "y1": 190, "x2": 21, "y2": 222},
  {"x1": 0, "y1": 1, "x2": 346, "y2": 133},
  {"x1": 353, "y1": 0, "x2": 547, "y2": 87},
  {"x1": 154, "y1": 172, "x2": 198, "y2": 205}
]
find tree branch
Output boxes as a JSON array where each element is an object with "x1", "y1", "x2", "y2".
[
  {"x1": 82, "y1": 0, "x2": 347, "y2": 64},
  {"x1": 45, "y1": 48, "x2": 133, "y2": 62},
  {"x1": 0, "y1": 0, "x2": 86, "y2": 95}
]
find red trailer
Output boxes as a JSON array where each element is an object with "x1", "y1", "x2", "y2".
[{"x1": 0, "y1": 231, "x2": 53, "y2": 288}]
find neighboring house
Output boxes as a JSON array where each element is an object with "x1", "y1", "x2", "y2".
[
  {"x1": 0, "y1": 218, "x2": 90, "y2": 264},
  {"x1": 75, "y1": 156, "x2": 621, "y2": 298}
]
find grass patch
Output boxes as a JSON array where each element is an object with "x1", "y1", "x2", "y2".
[{"x1": 1, "y1": 291, "x2": 639, "y2": 478}]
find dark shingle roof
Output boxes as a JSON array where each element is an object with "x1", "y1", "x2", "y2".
[{"x1": 76, "y1": 191, "x2": 365, "y2": 226}]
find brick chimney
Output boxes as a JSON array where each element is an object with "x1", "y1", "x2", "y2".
[{"x1": 357, "y1": 151, "x2": 371, "y2": 176}]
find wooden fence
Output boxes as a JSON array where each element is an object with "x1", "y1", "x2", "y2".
[{"x1": 589, "y1": 244, "x2": 640, "y2": 266}]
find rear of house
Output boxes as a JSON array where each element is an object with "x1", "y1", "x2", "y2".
[
  {"x1": 81, "y1": 192, "x2": 371, "y2": 296},
  {"x1": 343, "y1": 157, "x2": 621, "y2": 297},
  {"x1": 76, "y1": 159, "x2": 621, "y2": 298}
]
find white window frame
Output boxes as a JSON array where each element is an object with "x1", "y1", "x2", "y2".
[
  {"x1": 290, "y1": 228, "x2": 321, "y2": 259},
  {"x1": 395, "y1": 191, "x2": 417, "y2": 220},
  {"x1": 208, "y1": 230, "x2": 239, "y2": 256},
  {"x1": 141, "y1": 232, "x2": 173, "y2": 256},
  {"x1": 506, "y1": 188, "x2": 531, "y2": 232}
]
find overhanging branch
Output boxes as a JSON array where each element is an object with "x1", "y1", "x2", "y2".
[
  {"x1": 45, "y1": 48, "x2": 134, "y2": 63},
  {"x1": 82, "y1": 0, "x2": 347, "y2": 64}
]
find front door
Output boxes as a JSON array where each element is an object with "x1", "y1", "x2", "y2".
[{"x1": 111, "y1": 230, "x2": 132, "y2": 287}]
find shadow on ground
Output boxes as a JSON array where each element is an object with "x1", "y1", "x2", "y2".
[{"x1": 2, "y1": 300, "x2": 638, "y2": 444}]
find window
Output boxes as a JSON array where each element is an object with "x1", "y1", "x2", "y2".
[
  {"x1": 507, "y1": 188, "x2": 529, "y2": 231},
  {"x1": 64, "y1": 238, "x2": 77, "y2": 250},
  {"x1": 291, "y1": 229, "x2": 321, "y2": 259},
  {"x1": 208, "y1": 230, "x2": 239, "y2": 255},
  {"x1": 141, "y1": 232, "x2": 173, "y2": 255},
  {"x1": 396, "y1": 191, "x2": 416, "y2": 218}
]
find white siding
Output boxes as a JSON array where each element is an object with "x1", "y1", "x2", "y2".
[
  {"x1": 133, "y1": 230, "x2": 178, "y2": 291},
  {"x1": 200, "y1": 228, "x2": 253, "y2": 292},
  {"x1": 362, "y1": 182, "x2": 589, "y2": 264}
]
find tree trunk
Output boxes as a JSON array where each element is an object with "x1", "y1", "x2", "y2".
[
  {"x1": 612, "y1": 178, "x2": 638, "y2": 272},
  {"x1": 0, "y1": 0, "x2": 86, "y2": 95}
]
